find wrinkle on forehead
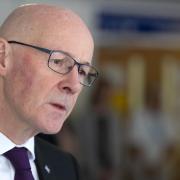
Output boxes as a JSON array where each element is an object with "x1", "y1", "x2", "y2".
[{"x1": 0, "y1": 4, "x2": 94, "y2": 46}]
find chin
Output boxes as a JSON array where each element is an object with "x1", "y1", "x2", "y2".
[
  {"x1": 39, "y1": 110, "x2": 67, "y2": 131},
  {"x1": 41, "y1": 125, "x2": 63, "y2": 135},
  {"x1": 47, "y1": 119, "x2": 66, "y2": 134}
]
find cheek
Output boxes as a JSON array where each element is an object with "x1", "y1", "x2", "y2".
[
  {"x1": 4, "y1": 59, "x2": 38, "y2": 112},
  {"x1": 12, "y1": 65, "x2": 33, "y2": 97},
  {"x1": 17, "y1": 69, "x2": 33, "y2": 96}
]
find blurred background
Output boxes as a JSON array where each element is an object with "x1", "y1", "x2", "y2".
[{"x1": 2, "y1": 0, "x2": 180, "y2": 179}]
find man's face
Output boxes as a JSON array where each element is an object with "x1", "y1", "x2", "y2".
[{"x1": 3, "y1": 27, "x2": 94, "y2": 135}]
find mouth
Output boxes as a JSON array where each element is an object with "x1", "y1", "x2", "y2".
[{"x1": 49, "y1": 103, "x2": 66, "y2": 112}]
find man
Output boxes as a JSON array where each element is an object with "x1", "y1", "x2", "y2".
[{"x1": 0, "y1": 3, "x2": 98, "y2": 180}]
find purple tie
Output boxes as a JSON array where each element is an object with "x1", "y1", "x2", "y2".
[{"x1": 4, "y1": 147, "x2": 34, "y2": 180}]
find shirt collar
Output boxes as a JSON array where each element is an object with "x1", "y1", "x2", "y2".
[{"x1": 0, "y1": 132, "x2": 35, "y2": 160}]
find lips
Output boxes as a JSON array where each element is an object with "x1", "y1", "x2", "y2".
[{"x1": 49, "y1": 103, "x2": 66, "y2": 111}]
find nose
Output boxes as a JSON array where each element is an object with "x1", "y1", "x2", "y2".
[{"x1": 57, "y1": 66, "x2": 82, "y2": 94}]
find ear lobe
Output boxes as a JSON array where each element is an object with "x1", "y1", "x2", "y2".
[{"x1": 0, "y1": 38, "x2": 10, "y2": 76}]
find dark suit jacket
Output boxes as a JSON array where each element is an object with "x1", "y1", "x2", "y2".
[{"x1": 34, "y1": 137, "x2": 80, "y2": 180}]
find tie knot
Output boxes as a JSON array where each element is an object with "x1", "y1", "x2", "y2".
[{"x1": 4, "y1": 147, "x2": 31, "y2": 171}]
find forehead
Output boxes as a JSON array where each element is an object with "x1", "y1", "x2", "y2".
[
  {"x1": 38, "y1": 27, "x2": 93, "y2": 65},
  {"x1": 34, "y1": 13, "x2": 94, "y2": 65}
]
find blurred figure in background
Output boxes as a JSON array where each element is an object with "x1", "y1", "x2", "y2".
[
  {"x1": 76, "y1": 78, "x2": 122, "y2": 180},
  {"x1": 127, "y1": 86, "x2": 177, "y2": 180}
]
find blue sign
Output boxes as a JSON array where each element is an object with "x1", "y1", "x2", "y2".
[{"x1": 98, "y1": 12, "x2": 180, "y2": 33}]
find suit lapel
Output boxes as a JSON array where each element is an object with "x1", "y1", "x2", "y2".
[
  {"x1": 34, "y1": 139, "x2": 56, "y2": 180},
  {"x1": 34, "y1": 137, "x2": 80, "y2": 180}
]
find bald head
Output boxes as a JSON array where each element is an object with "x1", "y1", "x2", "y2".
[
  {"x1": 0, "y1": 4, "x2": 93, "y2": 50},
  {"x1": 0, "y1": 3, "x2": 94, "y2": 66}
]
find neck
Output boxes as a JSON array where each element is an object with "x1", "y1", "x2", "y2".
[{"x1": 0, "y1": 100, "x2": 36, "y2": 145}]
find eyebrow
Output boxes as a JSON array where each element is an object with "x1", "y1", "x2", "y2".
[{"x1": 64, "y1": 51, "x2": 91, "y2": 66}]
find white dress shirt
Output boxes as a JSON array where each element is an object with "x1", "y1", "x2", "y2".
[{"x1": 0, "y1": 132, "x2": 39, "y2": 180}]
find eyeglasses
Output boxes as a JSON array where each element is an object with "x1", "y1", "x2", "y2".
[{"x1": 8, "y1": 40, "x2": 98, "y2": 87}]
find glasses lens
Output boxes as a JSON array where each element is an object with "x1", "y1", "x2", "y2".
[
  {"x1": 79, "y1": 65, "x2": 98, "y2": 86},
  {"x1": 48, "y1": 51, "x2": 98, "y2": 86},
  {"x1": 48, "y1": 51, "x2": 74, "y2": 74}
]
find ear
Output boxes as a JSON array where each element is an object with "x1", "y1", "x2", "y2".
[{"x1": 0, "y1": 38, "x2": 10, "y2": 76}]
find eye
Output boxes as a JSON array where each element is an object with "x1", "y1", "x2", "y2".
[
  {"x1": 78, "y1": 69, "x2": 87, "y2": 76},
  {"x1": 52, "y1": 59, "x2": 63, "y2": 65}
]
